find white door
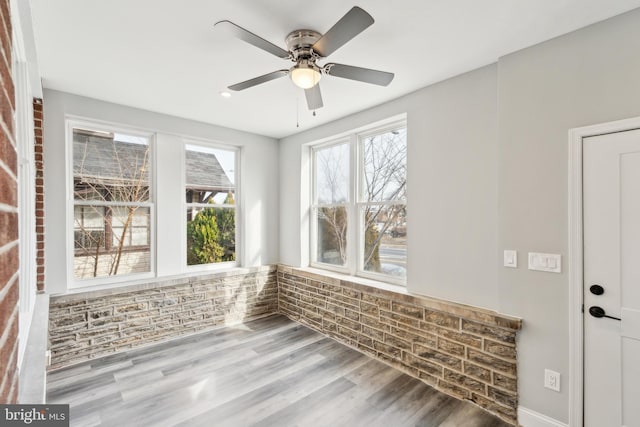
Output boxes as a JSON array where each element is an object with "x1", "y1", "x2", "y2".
[{"x1": 584, "y1": 128, "x2": 640, "y2": 427}]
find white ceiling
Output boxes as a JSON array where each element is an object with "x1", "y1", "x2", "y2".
[{"x1": 30, "y1": 0, "x2": 640, "y2": 139}]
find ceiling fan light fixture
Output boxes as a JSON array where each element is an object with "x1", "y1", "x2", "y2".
[{"x1": 290, "y1": 62, "x2": 321, "y2": 89}]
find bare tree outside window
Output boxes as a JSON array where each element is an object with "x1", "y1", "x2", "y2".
[
  {"x1": 314, "y1": 142, "x2": 349, "y2": 266},
  {"x1": 72, "y1": 128, "x2": 152, "y2": 280},
  {"x1": 312, "y1": 125, "x2": 407, "y2": 281},
  {"x1": 361, "y1": 129, "x2": 407, "y2": 277}
]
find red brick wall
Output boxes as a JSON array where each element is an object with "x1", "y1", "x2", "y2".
[
  {"x1": 34, "y1": 98, "x2": 44, "y2": 291},
  {"x1": 0, "y1": 0, "x2": 18, "y2": 404}
]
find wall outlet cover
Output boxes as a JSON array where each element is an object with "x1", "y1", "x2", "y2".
[{"x1": 544, "y1": 369, "x2": 561, "y2": 392}]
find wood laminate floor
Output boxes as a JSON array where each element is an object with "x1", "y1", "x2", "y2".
[{"x1": 47, "y1": 314, "x2": 511, "y2": 427}]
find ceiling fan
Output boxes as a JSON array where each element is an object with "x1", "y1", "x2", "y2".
[{"x1": 214, "y1": 6, "x2": 394, "y2": 111}]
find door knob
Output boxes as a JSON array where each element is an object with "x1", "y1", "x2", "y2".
[
  {"x1": 589, "y1": 284, "x2": 604, "y2": 295},
  {"x1": 589, "y1": 306, "x2": 621, "y2": 321}
]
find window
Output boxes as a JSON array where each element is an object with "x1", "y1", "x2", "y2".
[
  {"x1": 71, "y1": 125, "x2": 153, "y2": 281},
  {"x1": 311, "y1": 121, "x2": 407, "y2": 283},
  {"x1": 313, "y1": 140, "x2": 350, "y2": 267},
  {"x1": 185, "y1": 144, "x2": 237, "y2": 267}
]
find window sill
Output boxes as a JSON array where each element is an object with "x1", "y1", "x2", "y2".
[
  {"x1": 300, "y1": 265, "x2": 408, "y2": 295},
  {"x1": 53, "y1": 265, "x2": 276, "y2": 300},
  {"x1": 279, "y1": 264, "x2": 522, "y2": 330}
]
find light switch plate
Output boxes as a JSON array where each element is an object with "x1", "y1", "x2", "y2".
[
  {"x1": 503, "y1": 250, "x2": 517, "y2": 268},
  {"x1": 528, "y1": 252, "x2": 562, "y2": 273}
]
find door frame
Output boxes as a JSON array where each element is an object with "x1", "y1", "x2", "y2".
[{"x1": 568, "y1": 116, "x2": 640, "y2": 427}]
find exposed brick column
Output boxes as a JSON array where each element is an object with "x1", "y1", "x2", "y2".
[
  {"x1": 33, "y1": 98, "x2": 44, "y2": 291},
  {"x1": 0, "y1": 0, "x2": 19, "y2": 404}
]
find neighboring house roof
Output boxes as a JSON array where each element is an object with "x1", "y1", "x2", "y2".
[
  {"x1": 185, "y1": 149, "x2": 233, "y2": 191},
  {"x1": 73, "y1": 133, "x2": 150, "y2": 187},
  {"x1": 73, "y1": 132, "x2": 233, "y2": 190}
]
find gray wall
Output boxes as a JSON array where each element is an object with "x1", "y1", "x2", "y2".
[
  {"x1": 497, "y1": 8, "x2": 640, "y2": 422},
  {"x1": 43, "y1": 89, "x2": 280, "y2": 295},
  {"x1": 279, "y1": 63, "x2": 500, "y2": 310},
  {"x1": 279, "y1": 8, "x2": 640, "y2": 423}
]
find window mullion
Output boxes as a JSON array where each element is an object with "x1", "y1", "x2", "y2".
[
  {"x1": 74, "y1": 200, "x2": 153, "y2": 208},
  {"x1": 186, "y1": 203, "x2": 235, "y2": 209},
  {"x1": 349, "y1": 133, "x2": 358, "y2": 276}
]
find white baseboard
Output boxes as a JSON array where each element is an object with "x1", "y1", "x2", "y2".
[{"x1": 518, "y1": 407, "x2": 568, "y2": 427}]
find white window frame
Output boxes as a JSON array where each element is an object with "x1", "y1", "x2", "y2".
[
  {"x1": 310, "y1": 137, "x2": 353, "y2": 276},
  {"x1": 66, "y1": 118, "x2": 156, "y2": 288},
  {"x1": 310, "y1": 119, "x2": 407, "y2": 285},
  {"x1": 182, "y1": 139, "x2": 240, "y2": 272}
]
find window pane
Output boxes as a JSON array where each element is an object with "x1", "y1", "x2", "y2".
[
  {"x1": 362, "y1": 128, "x2": 407, "y2": 202},
  {"x1": 185, "y1": 145, "x2": 235, "y2": 202},
  {"x1": 315, "y1": 206, "x2": 348, "y2": 266},
  {"x1": 74, "y1": 205, "x2": 105, "y2": 250},
  {"x1": 73, "y1": 128, "x2": 151, "y2": 202},
  {"x1": 362, "y1": 204, "x2": 406, "y2": 278},
  {"x1": 73, "y1": 205, "x2": 151, "y2": 280},
  {"x1": 186, "y1": 207, "x2": 236, "y2": 265},
  {"x1": 111, "y1": 206, "x2": 150, "y2": 247},
  {"x1": 315, "y1": 143, "x2": 350, "y2": 204}
]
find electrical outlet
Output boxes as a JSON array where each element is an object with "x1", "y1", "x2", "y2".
[{"x1": 544, "y1": 369, "x2": 560, "y2": 392}]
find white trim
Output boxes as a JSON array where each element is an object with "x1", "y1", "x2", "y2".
[
  {"x1": 12, "y1": 3, "x2": 37, "y2": 370},
  {"x1": 568, "y1": 115, "x2": 640, "y2": 427},
  {"x1": 568, "y1": 126, "x2": 584, "y2": 427},
  {"x1": 74, "y1": 200, "x2": 154, "y2": 208},
  {"x1": 348, "y1": 132, "x2": 357, "y2": 275},
  {"x1": 518, "y1": 406, "x2": 568, "y2": 427},
  {"x1": 18, "y1": 293, "x2": 49, "y2": 404}
]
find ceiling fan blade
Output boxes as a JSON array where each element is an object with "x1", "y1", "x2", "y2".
[
  {"x1": 215, "y1": 20, "x2": 290, "y2": 59},
  {"x1": 305, "y1": 85, "x2": 323, "y2": 110},
  {"x1": 312, "y1": 7, "x2": 374, "y2": 57},
  {"x1": 228, "y1": 70, "x2": 288, "y2": 91},
  {"x1": 325, "y1": 63, "x2": 394, "y2": 86}
]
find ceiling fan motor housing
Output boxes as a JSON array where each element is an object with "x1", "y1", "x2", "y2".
[{"x1": 285, "y1": 30, "x2": 323, "y2": 61}]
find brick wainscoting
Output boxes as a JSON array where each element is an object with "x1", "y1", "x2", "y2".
[
  {"x1": 48, "y1": 266, "x2": 277, "y2": 369},
  {"x1": 47, "y1": 264, "x2": 521, "y2": 424},
  {"x1": 278, "y1": 265, "x2": 522, "y2": 426}
]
